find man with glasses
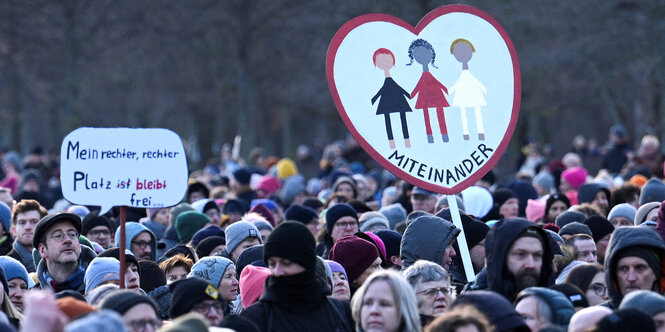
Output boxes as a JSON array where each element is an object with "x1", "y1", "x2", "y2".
[
  {"x1": 169, "y1": 277, "x2": 225, "y2": 327},
  {"x1": 101, "y1": 289, "x2": 162, "y2": 332},
  {"x1": 81, "y1": 210, "x2": 114, "y2": 250},
  {"x1": 34, "y1": 212, "x2": 97, "y2": 293},
  {"x1": 8, "y1": 199, "x2": 47, "y2": 272},
  {"x1": 116, "y1": 221, "x2": 156, "y2": 261}
]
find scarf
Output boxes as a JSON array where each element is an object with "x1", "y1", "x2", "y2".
[
  {"x1": 44, "y1": 266, "x2": 85, "y2": 293},
  {"x1": 13, "y1": 241, "x2": 35, "y2": 273},
  {"x1": 266, "y1": 270, "x2": 324, "y2": 309}
]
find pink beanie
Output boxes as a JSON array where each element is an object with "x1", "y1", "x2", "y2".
[
  {"x1": 561, "y1": 166, "x2": 587, "y2": 190},
  {"x1": 239, "y1": 265, "x2": 271, "y2": 309},
  {"x1": 364, "y1": 232, "x2": 386, "y2": 261},
  {"x1": 525, "y1": 198, "x2": 546, "y2": 222},
  {"x1": 256, "y1": 175, "x2": 281, "y2": 197}
]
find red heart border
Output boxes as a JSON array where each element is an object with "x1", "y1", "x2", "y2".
[{"x1": 326, "y1": 4, "x2": 521, "y2": 194}]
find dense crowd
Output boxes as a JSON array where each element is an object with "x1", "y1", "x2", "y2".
[{"x1": 0, "y1": 125, "x2": 662, "y2": 331}]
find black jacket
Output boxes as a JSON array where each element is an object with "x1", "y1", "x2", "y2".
[{"x1": 484, "y1": 218, "x2": 554, "y2": 302}]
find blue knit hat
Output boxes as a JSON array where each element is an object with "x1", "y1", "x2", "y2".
[
  {"x1": 84, "y1": 257, "x2": 120, "y2": 293},
  {"x1": 0, "y1": 256, "x2": 34, "y2": 288},
  {"x1": 224, "y1": 221, "x2": 262, "y2": 256},
  {"x1": 607, "y1": 203, "x2": 637, "y2": 223},
  {"x1": 0, "y1": 202, "x2": 11, "y2": 234},
  {"x1": 188, "y1": 256, "x2": 234, "y2": 289}
]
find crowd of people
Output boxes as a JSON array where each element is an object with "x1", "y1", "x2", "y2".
[{"x1": 0, "y1": 126, "x2": 661, "y2": 331}]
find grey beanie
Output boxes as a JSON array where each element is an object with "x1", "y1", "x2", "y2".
[
  {"x1": 639, "y1": 178, "x2": 665, "y2": 205},
  {"x1": 558, "y1": 221, "x2": 592, "y2": 237},
  {"x1": 188, "y1": 256, "x2": 234, "y2": 288},
  {"x1": 634, "y1": 202, "x2": 661, "y2": 225},
  {"x1": 64, "y1": 310, "x2": 128, "y2": 332},
  {"x1": 607, "y1": 203, "x2": 637, "y2": 224},
  {"x1": 359, "y1": 212, "x2": 390, "y2": 232},
  {"x1": 379, "y1": 203, "x2": 407, "y2": 230},
  {"x1": 620, "y1": 289, "x2": 665, "y2": 316},
  {"x1": 555, "y1": 211, "x2": 587, "y2": 228},
  {"x1": 436, "y1": 195, "x2": 465, "y2": 213},
  {"x1": 533, "y1": 172, "x2": 555, "y2": 194},
  {"x1": 224, "y1": 221, "x2": 262, "y2": 255}
]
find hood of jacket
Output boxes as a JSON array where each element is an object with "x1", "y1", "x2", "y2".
[
  {"x1": 485, "y1": 218, "x2": 554, "y2": 302},
  {"x1": 115, "y1": 221, "x2": 157, "y2": 261},
  {"x1": 400, "y1": 215, "x2": 460, "y2": 271},
  {"x1": 515, "y1": 287, "x2": 575, "y2": 328},
  {"x1": 604, "y1": 226, "x2": 665, "y2": 308}
]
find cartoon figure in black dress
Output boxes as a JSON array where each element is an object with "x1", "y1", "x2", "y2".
[
  {"x1": 408, "y1": 39, "x2": 450, "y2": 143},
  {"x1": 371, "y1": 48, "x2": 412, "y2": 149}
]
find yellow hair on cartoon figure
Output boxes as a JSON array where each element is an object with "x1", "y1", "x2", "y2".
[{"x1": 450, "y1": 38, "x2": 475, "y2": 54}]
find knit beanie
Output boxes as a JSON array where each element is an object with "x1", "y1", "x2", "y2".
[
  {"x1": 84, "y1": 257, "x2": 120, "y2": 293},
  {"x1": 332, "y1": 176, "x2": 358, "y2": 198},
  {"x1": 222, "y1": 199, "x2": 250, "y2": 216},
  {"x1": 190, "y1": 224, "x2": 224, "y2": 248},
  {"x1": 276, "y1": 158, "x2": 298, "y2": 180},
  {"x1": 374, "y1": 230, "x2": 402, "y2": 260},
  {"x1": 493, "y1": 188, "x2": 518, "y2": 207},
  {"x1": 169, "y1": 277, "x2": 222, "y2": 319},
  {"x1": 325, "y1": 260, "x2": 348, "y2": 280},
  {"x1": 239, "y1": 265, "x2": 270, "y2": 309},
  {"x1": 461, "y1": 215, "x2": 490, "y2": 249},
  {"x1": 195, "y1": 236, "x2": 226, "y2": 258},
  {"x1": 175, "y1": 211, "x2": 210, "y2": 243},
  {"x1": 256, "y1": 175, "x2": 281, "y2": 197},
  {"x1": 98, "y1": 248, "x2": 140, "y2": 275},
  {"x1": 555, "y1": 211, "x2": 587, "y2": 228},
  {"x1": 191, "y1": 199, "x2": 219, "y2": 215},
  {"x1": 86, "y1": 284, "x2": 119, "y2": 306},
  {"x1": 249, "y1": 203, "x2": 276, "y2": 227},
  {"x1": 325, "y1": 203, "x2": 358, "y2": 233},
  {"x1": 515, "y1": 287, "x2": 575, "y2": 327},
  {"x1": 558, "y1": 222, "x2": 592, "y2": 237},
  {"x1": 607, "y1": 203, "x2": 637, "y2": 223},
  {"x1": 139, "y1": 260, "x2": 166, "y2": 293},
  {"x1": 278, "y1": 177, "x2": 306, "y2": 206},
  {"x1": 640, "y1": 178, "x2": 665, "y2": 205},
  {"x1": 359, "y1": 212, "x2": 390, "y2": 232},
  {"x1": 620, "y1": 289, "x2": 665, "y2": 316},
  {"x1": 235, "y1": 245, "x2": 265, "y2": 278},
  {"x1": 549, "y1": 283, "x2": 589, "y2": 308},
  {"x1": 0, "y1": 202, "x2": 10, "y2": 235},
  {"x1": 252, "y1": 220, "x2": 273, "y2": 232},
  {"x1": 186, "y1": 181, "x2": 209, "y2": 202},
  {"x1": 525, "y1": 198, "x2": 546, "y2": 222},
  {"x1": 379, "y1": 203, "x2": 407, "y2": 230},
  {"x1": 635, "y1": 202, "x2": 661, "y2": 225},
  {"x1": 56, "y1": 297, "x2": 98, "y2": 320},
  {"x1": 364, "y1": 232, "x2": 387, "y2": 261},
  {"x1": 232, "y1": 167, "x2": 253, "y2": 185},
  {"x1": 159, "y1": 312, "x2": 210, "y2": 332},
  {"x1": 329, "y1": 236, "x2": 378, "y2": 283},
  {"x1": 595, "y1": 308, "x2": 655, "y2": 332},
  {"x1": 170, "y1": 203, "x2": 194, "y2": 227},
  {"x1": 188, "y1": 256, "x2": 234, "y2": 288},
  {"x1": 101, "y1": 289, "x2": 158, "y2": 315},
  {"x1": 0, "y1": 256, "x2": 34, "y2": 288},
  {"x1": 263, "y1": 220, "x2": 316, "y2": 271},
  {"x1": 64, "y1": 310, "x2": 126, "y2": 332},
  {"x1": 577, "y1": 183, "x2": 610, "y2": 205},
  {"x1": 284, "y1": 204, "x2": 318, "y2": 225},
  {"x1": 302, "y1": 198, "x2": 324, "y2": 211},
  {"x1": 81, "y1": 211, "x2": 112, "y2": 237},
  {"x1": 224, "y1": 221, "x2": 262, "y2": 256},
  {"x1": 533, "y1": 172, "x2": 555, "y2": 194},
  {"x1": 561, "y1": 166, "x2": 588, "y2": 190},
  {"x1": 160, "y1": 244, "x2": 196, "y2": 262},
  {"x1": 583, "y1": 216, "x2": 615, "y2": 242}
]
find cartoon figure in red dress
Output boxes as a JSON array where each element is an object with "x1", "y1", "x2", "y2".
[
  {"x1": 371, "y1": 48, "x2": 412, "y2": 149},
  {"x1": 407, "y1": 39, "x2": 450, "y2": 143}
]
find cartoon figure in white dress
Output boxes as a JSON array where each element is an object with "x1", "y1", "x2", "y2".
[{"x1": 449, "y1": 39, "x2": 487, "y2": 141}]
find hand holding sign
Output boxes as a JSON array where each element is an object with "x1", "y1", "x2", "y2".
[{"x1": 60, "y1": 128, "x2": 188, "y2": 214}]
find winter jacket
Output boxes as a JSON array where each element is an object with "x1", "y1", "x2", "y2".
[
  {"x1": 604, "y1": 226, "x2": 665, "y2": 309},
  {"x1": 484, "y1": 218, "x2": 554, "y2": 302},
  {"x1": 400, "y1": 215, "x2": 460, "y2": 271}
]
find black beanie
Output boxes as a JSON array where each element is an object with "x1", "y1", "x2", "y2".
[
  {"x1": 596, "y1": 308, "x2": 655, "y2": 332},
  {"x1": 284, "y1": 204, "x2": 318, "y2": 225},
  {"x1": 555, "y1": 211, "x2": 586, "y2": 228},
  {"x1": 169, "y1": 278, "x2": 221, "y2": 319},
  {"x1": 545, "y1": 193, "x2": 570, "y2": 219},
  {"x1": 584, "y1": 215, "x2": 615, "y2": 243},
  {"x1": 195, "y1": 236, "x2": 226, "y2": 258},
  {"x1": 615, "y1": 247, "x2": 661, "y2": 289},
  {"x1": 325, "y1": 203, "x2": 357, "y2": 233},
  {"x1": 492, "y1": 188, "x2": 518, "y2": 207},
  {"x1": 235, "y1": 245, "x2": 265, "y2": 279},
  {"x1": 101, "y1": 290, "x2": 158, "y2": 315},
  {"x1": 81, "y1": 211, "x2": 112, "y2": 236},
  {"x1": 375, "y1": 230, "x2": 402, "y2": 260},
  {"x1": 263, "y1": 220, "x2": 316, "y2": 271},
  {"x1": 139, "y1": 260, "x2": 166, "y2": 293},
  {"x1": 461, "y1": 215, "x2": 490, "y2": 249}
]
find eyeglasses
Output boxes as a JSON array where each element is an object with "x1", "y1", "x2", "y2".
[
  {"x1": 132, "y1": 240, "x2": 152, "y2": 249},
  {"x1": 127, "y1": 318, "x2": 162, "y2": 332},
  {"x1": 334, "y1": 221, "x2": 358, "y2": 229},
  {"x1": 192, "y1": 301, "x2": 223, "y2": 314},
  {"x1": 589, "y1": 283, "x2": 607, "y2": 296},
  {"x1": 417, "y1": 286, "x2": 455, "y2": 298},
  {"x1": 48, "y1": 231, "x2": 79, "y2": 242},
  {"x1": 87, "y1": 229, "x2": 110, "y2": 237}
]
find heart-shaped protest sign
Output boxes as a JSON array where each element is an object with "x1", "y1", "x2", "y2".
[{"x1": 327, "y1": 5, "x2": 520, "y2": 194}]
